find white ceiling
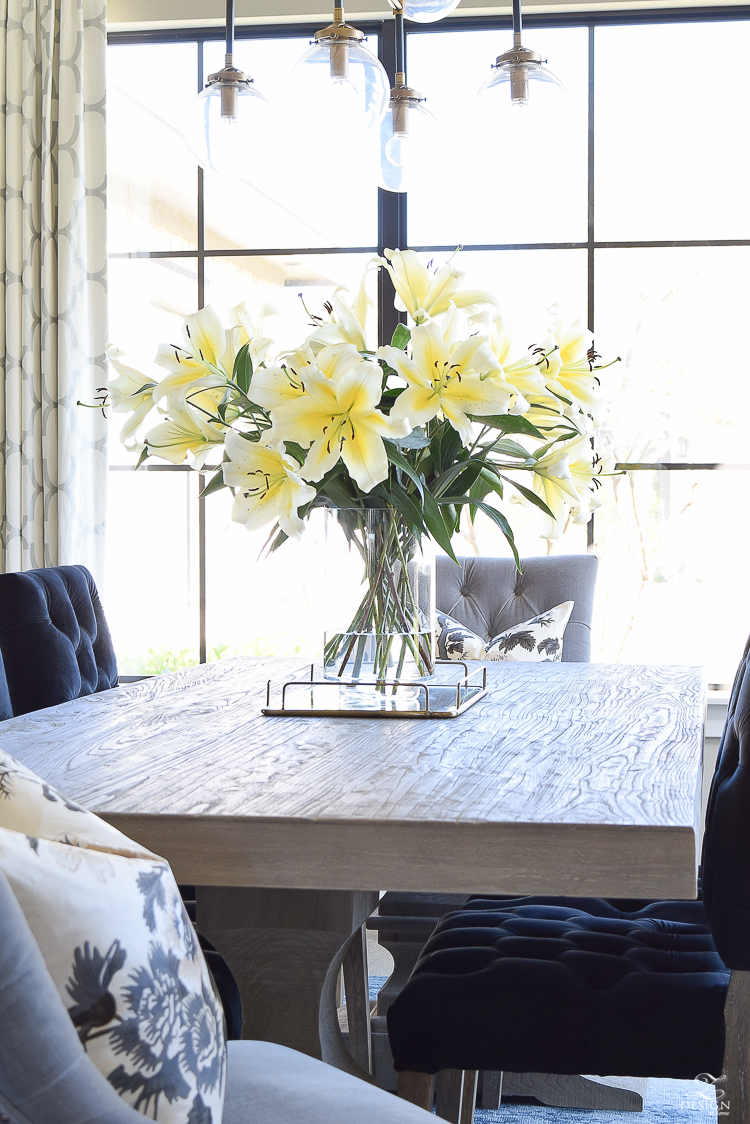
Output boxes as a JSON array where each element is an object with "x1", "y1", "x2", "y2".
[{"x1": 107, "y1": 0, "x2": 747, "y2": 30}]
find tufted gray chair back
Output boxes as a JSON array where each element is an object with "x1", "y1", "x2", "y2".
[{"x1": 435, "y1": 555, "x2": 599, "y2": 663}]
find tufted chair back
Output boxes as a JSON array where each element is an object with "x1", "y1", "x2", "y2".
[
  {"x1": 435, "y1": 555, "x2": 599, "y2": 663},
  {"x1": 702, "y1": 635, "x2": 750, "y2": 969},
  {"x1": 0, "y1": 565, "x2": 118, "y2": 717}
]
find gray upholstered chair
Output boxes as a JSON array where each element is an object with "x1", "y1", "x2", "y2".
[
  {"x1": 0, "y1": 867, "x2": 435, "y2": 1124},
  {"x1": 435, "y1": 554, "x2": 599, "y2": 663},
  {"x1": 367, "y1": 555, "x2": 600, "y2": 1092}
]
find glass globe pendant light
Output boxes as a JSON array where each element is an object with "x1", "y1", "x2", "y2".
[
  {"x1": 184, "y1": 0, "x2": 271, "y2": 176},
  {"x1": 478, "y1": 0, "x2": 564, "y2": 128},
  {"x1": 290, "y1": 4, "x2": 390, "y2": 139},
  {"x1": 402, "y1": 0, "x2": 462, "y2": 23},
  {"x1": 379, "y1": 4, "x2": 437, "y2": 193}
]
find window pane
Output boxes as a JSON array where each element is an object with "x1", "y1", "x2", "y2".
[
  {"x1": 595, "y1": 246, "x2": 750, "y2": 463},
  {"x1": 407, "y1": 27, "x2": 589, "y2": 246},
  {"x1": 595, "y1": 21, "x2": 750, "y2": 241},
  {"x1": 108, "y1": 256, "x2": 199, "y2": 465},
  {"x1": 108, "y1": 43, "x2": 198, "y2": 253},
  {"x1": 593, "y1": 469, "x2": 750, "y2": 686},
  {"x1": 446, "y1": 248, "x2": 588, "y2": 333},
  {"x1": 202, "y1": 39, "x2": 379, "y2": 251},
  {"x1": 104, "y1": 471, "x2": 200, "y2": 673},
  {"x1": 204, "y1": 253, "x2": 378, "y2": 354}
]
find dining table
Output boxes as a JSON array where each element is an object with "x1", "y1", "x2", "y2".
[{"x1": 1, "y1": 656, "x2": 705, "y2": 1085}]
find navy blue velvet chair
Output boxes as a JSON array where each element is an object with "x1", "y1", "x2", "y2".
[
  {"x1": 0, "y1": 565, "x2": 118, "y2": 717},
  {"x1": 388, "y1": 639, "x2": 750, "y2": 1124}
]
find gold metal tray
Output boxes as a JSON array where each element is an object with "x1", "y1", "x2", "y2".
[{"x1": 262, "y1": 661, "x2": 487, "y2": 719}]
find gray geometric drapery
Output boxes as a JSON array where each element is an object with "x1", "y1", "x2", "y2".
[{"x1": 0, "y1": 0, "x2": 107, "y2": 578}]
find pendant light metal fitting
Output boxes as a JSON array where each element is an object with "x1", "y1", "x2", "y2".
[
  {"x1": 390, "y1": 73, "x2": 425, "y2": 135},
  {"x1": 313, "y1": 6, "x2": 367, "y2": 80},
  {"x1": 205, "y1": 58, "x2": 254, "y2": 120},
  {"x1": 314, "y1": 6, "x2": 366, "y2": 43}
]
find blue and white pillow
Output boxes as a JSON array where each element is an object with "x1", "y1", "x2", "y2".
[
  {"x1": 438, "y1": 601, "x2": 574, "y2": 663},
  {"x1": 0, "y1": 750, "x2": 226, "y2": 1124}
]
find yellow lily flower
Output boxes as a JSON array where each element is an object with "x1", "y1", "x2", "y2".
[
  {"x1": 378, "y1": 321, "x2": 514, "y2": 445},
  {"x1": 248, "y1": 343, "x2": 363, "y2": 412},
  {"x1": 543, "y1": 316, "x2": 605, "y2": 423},
  {"x1": 152, "y1": 306, "x2": 232, "y2": 408},
  {"x1": 373, "y1": 248, "x2": 497, "y2": 325},
  {"x1": 306, "y1": 274, "x2": 374, "y2": 353},
  {"x1": 470, "y1": 312, "x2": 548, "y2": 410},
  {"x1": 530, "y1": 435, "x2": 611, "y2": 538},
  {"x1": 143, "y1": 403, "x2": 225, "y2": 467},
  {"x1": 105, "y1": 345, "x2": 156, "y2": 450},
  {"x1": 223, "y1": 430, "x2": 316, "y2": 539},
  {"x1": 270, "y1": 359, "x2": 410, "y2": 494},
  {"x1": 229, "y1": 301, "x2": 277, "y2": 367}
]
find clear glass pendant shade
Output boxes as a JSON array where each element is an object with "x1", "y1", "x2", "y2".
[
  {"x1": 290, "y1": 39, "x2": 389, "y2": 139},
  {"x1": 379, "y1": 99, "x2": 437, "y2": 193},
  {"x1": 403, "y1": 0, "x2": 462, "y2": 22},
  {"x1": 478, "y1": 60, "x2": 564, "y2": 117},
  {"x1": 184, "y1": 82, "x2": 272, "y2": 176}
]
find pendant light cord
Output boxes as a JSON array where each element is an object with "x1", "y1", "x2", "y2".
[
  {"x1": 395, "y1": 8, "x2": 405, "y2": 79},
  {"x1": 512, "y1": 0, "x2": 522, "y2": 47},
  {"x1": 226, "y1": 0, "x2": 235, "y2": 60}
]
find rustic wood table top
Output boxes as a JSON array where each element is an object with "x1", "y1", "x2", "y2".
[{"x1": 1, "y1": 658, "x2": 705, "y2": 899}]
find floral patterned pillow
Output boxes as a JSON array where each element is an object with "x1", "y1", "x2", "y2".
[
  {"x1": 438, "y1": 600, "x2": 574, "y2": 663},
  {"x1": 0, "y1": 751, "x2": 226, "y2": 1124}
]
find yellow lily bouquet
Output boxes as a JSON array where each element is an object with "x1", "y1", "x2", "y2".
[{"x1": 107, "y1": 249, "x2": 615, "y2": 683}]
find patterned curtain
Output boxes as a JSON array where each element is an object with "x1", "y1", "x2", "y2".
[{"x1": 0, "y1": 0, "x2": 107, "y2": 578}]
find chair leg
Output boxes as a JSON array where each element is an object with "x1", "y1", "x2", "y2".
[
  {"x1": 479, "y1": 1070, "x2": 502, "y2": 1110},
  {"x1": 460, "y1": 1070, "x2": 478, "y2": 1124},
  {"x1": 397, "y1": 1070, "x2": 433, "y2": 1111},
  {"x1": 342, "y1": 924, "x2": 372, "y2": 1074},
  {"x1": 723, "y1": 968, "x2": 750, "y2": 1123},
  {"x1": 433, "y1": 1069, "x2": 478, "y2": 1124}
]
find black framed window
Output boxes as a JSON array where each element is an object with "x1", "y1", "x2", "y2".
[{"x1": 106, "y1": 9, "x2": 750, "y2": 686}]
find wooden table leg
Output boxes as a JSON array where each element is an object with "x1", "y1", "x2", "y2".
[{"x1": 196, "y1": 886, "x2": 377, "y2": 1079}]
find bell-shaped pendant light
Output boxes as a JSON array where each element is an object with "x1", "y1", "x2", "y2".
[
  {"x1": 379, "y1": 6, "x2": 437, "y2": 193},
  {"x1": 184, "y1": 0, "x2": 271, "y2": 176},
  {"x1": 402, "y1": 0, "x2": 462, "y2": 22},
  {"x1": 290, "y1": 5, "x2": 389, "y2": 139},
  {"x1": 477, "y1": 0, "x2": 564, "y2": 125}
]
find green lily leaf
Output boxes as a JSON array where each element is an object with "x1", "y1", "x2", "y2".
[
  {"x1": 199, "y1": 466, "x2": 228, "y2": 499},
  {"x1": 283, "y1": 440, "x2": 307, "y2": 466},
  {"x1": 472, "y1": 499, "x2": 520, "y2": 570},
  {"x1": 472, "y1": 414, "x2": 545, "y2": 440},
  {"x1": 391, "y1": 323, "x2": 411, "y2": 350},
  {"x1": 135, "y1": 447, "x2": 150, "y2": 469},
  {"x1": 422, "y1": 487, "x2": 457, "y2": 562},
  {"x1": 499, "y1": 475, "x2": 555, "y2": 519},
  {"x1": 385, "y1": 441, "x2": 425, "y2": 499},
  {"x1": 394, "y1": 427, "x2": 430, "y2": 450},
  {"x1": 382, "y1": 484, "x2": 425, "y2": 534},
  {"x1": 233, "y1": 343, "x2": 253, "y2": 395}
]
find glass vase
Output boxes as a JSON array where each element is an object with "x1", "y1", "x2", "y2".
[{"x1": 323, "y1": 508, "x2": 435, "y2": 685}]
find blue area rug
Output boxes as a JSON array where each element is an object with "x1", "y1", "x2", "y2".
[{"x1": 367, "y1": 977, "x2": 717, "y2": 1122}]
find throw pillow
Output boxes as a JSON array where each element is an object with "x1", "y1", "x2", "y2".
[
  {"x1": 0, "y1": 750, "x2": 226, "y2": 1124},
  {"x1": 438, "y1": 600, "x2": 574, "y2": 663}
]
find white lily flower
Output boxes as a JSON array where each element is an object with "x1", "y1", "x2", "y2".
[
  {"x1": 223, "y1": 430, "x2": 316, "y2": 539},
  {"x1": 270, "y1": 359, "x2": 410, "y2": 494},
  {"x1": 152, "y1": 306, "x2": 231, "y2": 408},
  {"x1": 143, "y1": 403, "x2": 225, "y2": 467},
  {"x1": 105, "y1": 345, "x2": 157, "y2": 450},
  {"x1": 378, "y1": 321, "x2": 514, "y2": 445},
  {"x1": 373, "y1": 248, "x2": 497, "y2": 325}
]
